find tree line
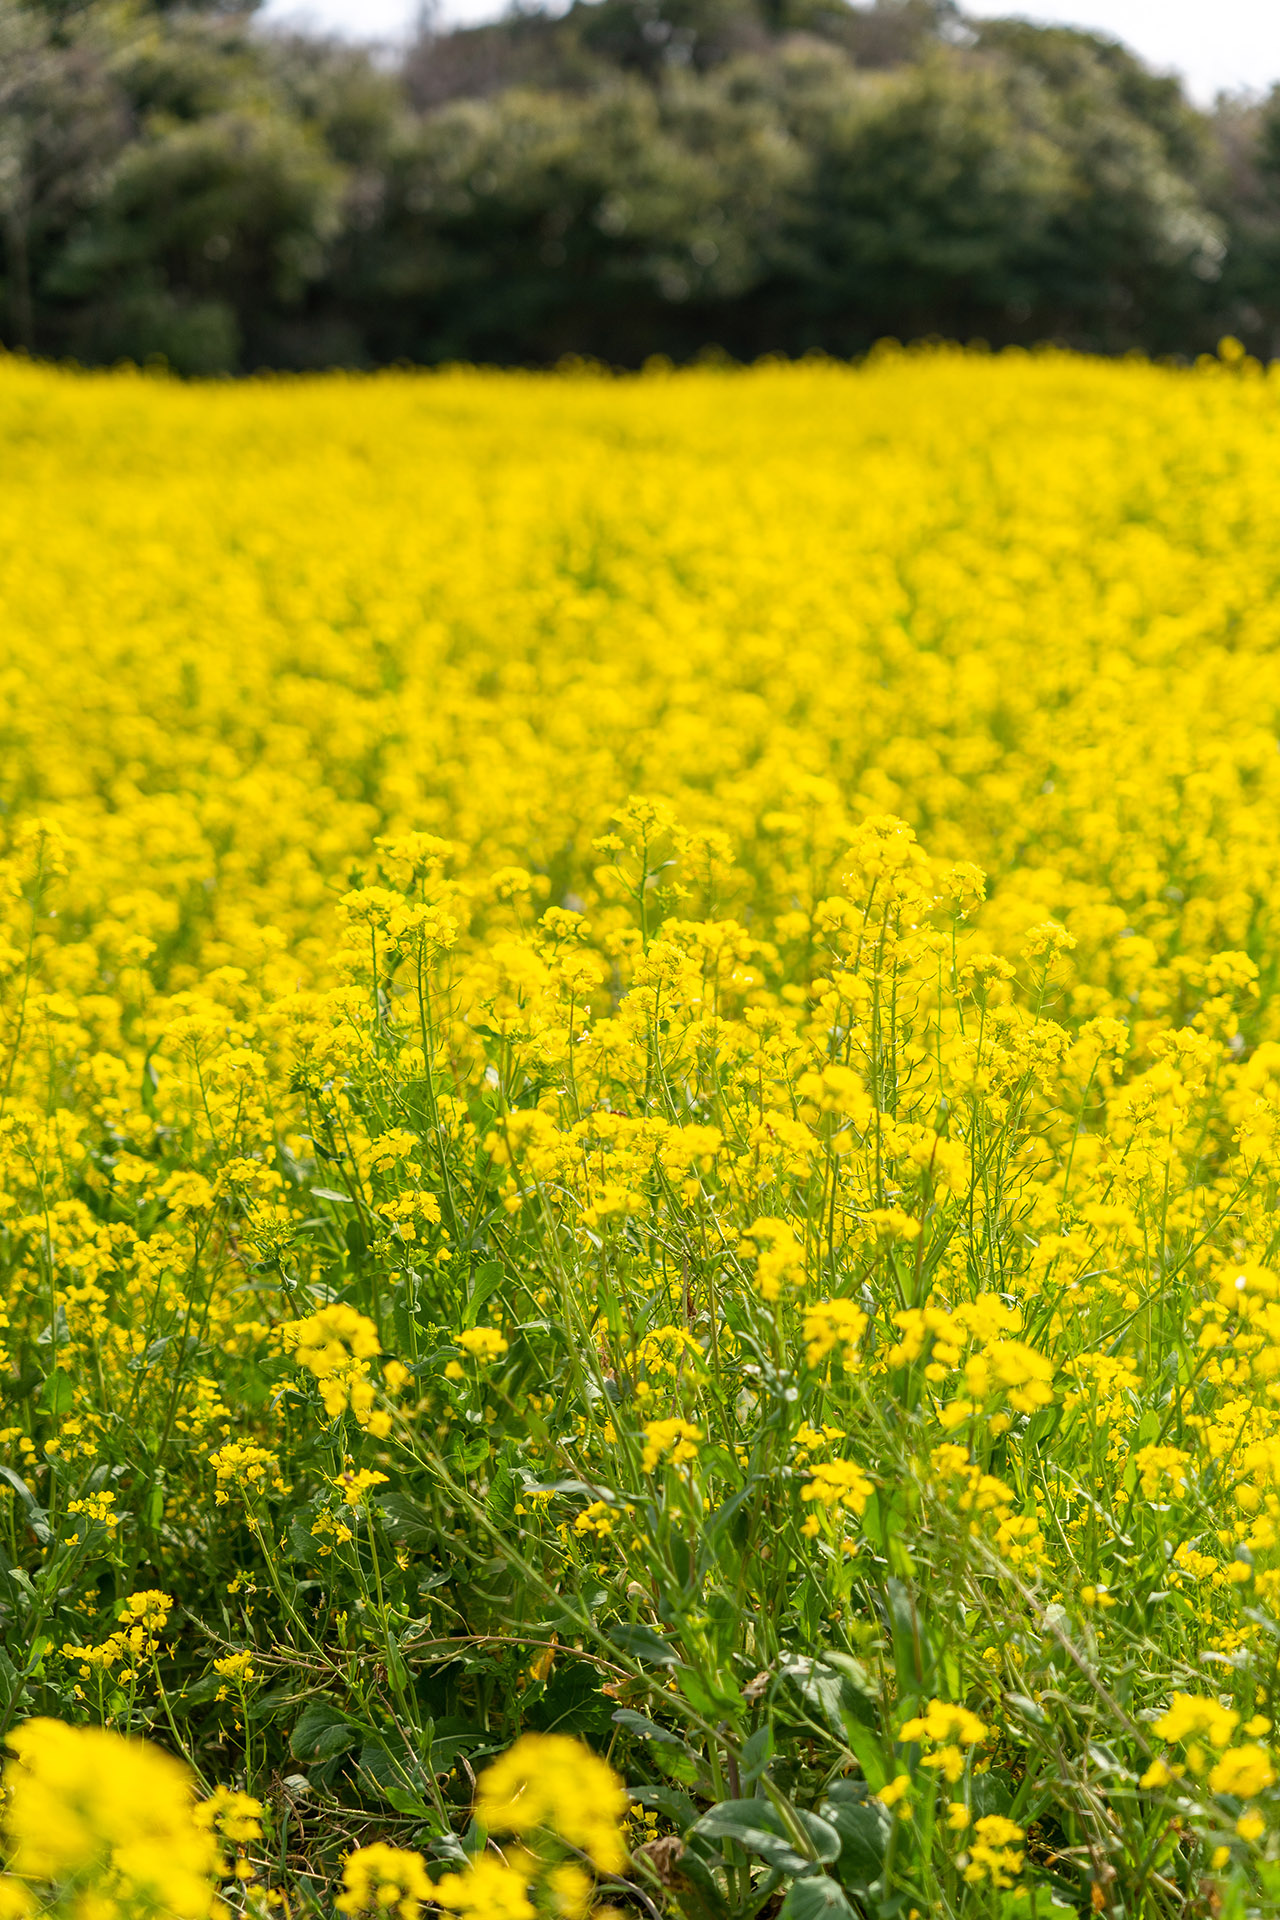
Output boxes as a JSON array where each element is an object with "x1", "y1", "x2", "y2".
[{"x1": 2, "y1": 0, "x2": 1279, "y2": 373}]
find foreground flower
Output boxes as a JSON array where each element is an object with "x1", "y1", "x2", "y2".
[
  {"x1": 338, "y1": 1842, "x2": 434, "y2": 1920},
  {"x1": 1, "y1": 1720, "x2": 218, "y2": 1917},
  {"x1": 476, "y1": 1732, "x2": 629, "y2": 1873}
]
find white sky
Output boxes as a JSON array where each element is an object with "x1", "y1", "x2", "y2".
[{"x1": 259, "y1": 0, "x2": 1280, "y2": 105}]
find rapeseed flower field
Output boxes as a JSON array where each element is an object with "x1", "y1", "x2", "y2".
[{"x1": 4, "y1": 345, "x2": 1280, "y2": 1917}]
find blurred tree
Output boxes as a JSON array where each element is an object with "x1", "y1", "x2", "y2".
[
  {"x1": 404, "y1": 0, "x2": 953, "y2": 104},
  {"x1": 331, "y1": 74, "x2": 801, "y2": 362},
  {"x1": 0, "y1": 0, "x2": 1272, "y2": 369},
  {"x1": 1, "y1": 2, "x2": 347, "y2": 370},
  {"x1": 970, "y1": 20, "x2": 1208, "y2": 176},
  {"x1": 1207, "y1": 88, "x2": 1280, "y2": 358},
  {"x1": 765, "y1": 51, "x2": 1071, "y2": 350},
  {"x1": 0, "y1": 1, "x2": 124, "y2": 352},
  {"x1": 51, "y1": 108, "x2": 343, "y2": 369},
  {"x1": 969, "y1": 24, "x2": 1224, "y2": 350}
]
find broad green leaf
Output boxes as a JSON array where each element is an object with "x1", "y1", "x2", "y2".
[
  {"x1": 818, "y1": 1789, "x2": 891, "y2": 1890},
  {"x1": 609, "y1": 1622, "x2": 680, "y2": 1667},
  {"x1": 692, "y1": 1800, "x2": 840, "y2": 1874},
  {"x1": 779, "y1": 1876, "x2": 860, "y2": 1920},
  {"x1": 291, "y1": 1700, "x2": 359, "y2": 1763}
]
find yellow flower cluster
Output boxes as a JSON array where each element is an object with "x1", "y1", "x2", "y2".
[
  {"x1": 802, "y1": 1300, "x2": 869, "y2": 1369},
  {"x1": 959, "y1": 1813, "x2": 1026, "y2": 1890},
  {"x1": 335, "y1": 1735, "x2": 626, "y2": 1920},
  {"x1": 475, "y1": 1732, "x2": 629, "y2": 1873},
  {"x1": 59, "y1": 1592, "x2": 177, "y2": 1707},
  {"x1": 338, "y1": 1843, "x2": 435, "y2": 1920},
  {"x1": 283, "y1": 1303, "x2": 390, "y2": 1430},
  {"x1": 210, "y1": 1442, "x2": 280, "y2": 1505},
  {"x1": 6, "y1": 348, "x2": 1280, "y2": 1902},
  {"x1": 1, "y1": 1721, "x2": 219, "y2": 1919},
  {"x1": 897, "y1": 1700, "x2": 989, "y2": 1785},
  {"x1": 457, "y1": 1327, "x2": 509, "y2": 1362},
  {"x1": 800, "y1": 1461, "x2": 874, "y2": 1518},
  {"x1": 640, "y1": 1419, "x2": 701, "y2": 1474}
]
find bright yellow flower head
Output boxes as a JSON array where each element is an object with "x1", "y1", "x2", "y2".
[
  {"x1": 458, "y1": 1327, "x2": 509, "y2": 1361},
  {"x1": 338, "y1": 1843, "x2": 434, "y2": 1920},
  {"x1": 433, "y1": 1855, "x2": 535, "y2": 1920},
  {"x1": 899, "y1": 1700, "x2": 988, "y2": 1749},
  {"x1": 1153, "y1": 1693, "x2": 1240, "y2": 1751},
  {"x1": 2, "y1": 1720, "x2": 218, "y2": 1917},
  {"x1": 1208, "y1": 1744, "x2": 1275, "y2": 1799},
  {"x1": 475, "y1": 1733, "x2": 629, "y2": 1873},
  {"x1": 641, "y1": 1417, "x2": 701, "y2": 1474}
]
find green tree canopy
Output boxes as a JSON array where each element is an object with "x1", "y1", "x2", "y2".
[{"x1": 0, "y1": 0, "x2": 1274, "y2": 372}]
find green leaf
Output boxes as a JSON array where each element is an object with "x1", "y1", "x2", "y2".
[
  {"x1": 291, "y1": 1700, "x2": 359, "y2": 1763},
  {"x1": 740, "y1": 1724, "x2": 774, "y2": 1785},
  {"x1": 359, "y1": 1734, "x2": 433, "y2": 1811},
  {"x1": 609, "y1": 1623, "x2": 680, "y2": 1667},
  {"x1": 702, "y1": 1484, "x2": 757, "y2": 1562},
  {"x1": 629, "y1": 1784, "x2": 699, "y2": 1829},
  {"x1": 779, "y1": 1876, "x2": 859, "y2": 1920},
  {"x1": 677, "y1": 1836, "x2": 734, "y2": 1920},
  {"x1": 39, "y1": 1371, "x2": 74, "y2": 1417},
  {"x1": 780, "y1": 1655, "x2": 876, "y2": 1740},
  {"x1": 429, "y1": 1718, "x2": 500, "y2": 1767},
  {"x1": 883, "y1": 1577, "x2": 933, "y2": 1695},
  {"x1": 533, "y1": 1662, "x2": 614, "y2": 1738},
  {"x1": 681, "y1": 1668, "x2": 744, "y2": 1719},
  {"x1": 0, "y1": 1465, "x2": 53, "y2": 1547},
  {"x1": 465, "y1": 1259, "x2": 506, "y2": 1329},
  {"x1": 0, "y1": 1643, "x2": 26, "y2": 1718},
  {"x1": 970, "y1": 1771, "x2": 1016, "y2": 1821},
  {"x1": 819, "y1": 1653, "x2": 878, "y2": 1727},
  {"x1": 654, "y1": 1744, "x2": 701, "y2": 1785},
  {"x1": 692, "y1": 1800, "x2": 840, "y2": 1875},
  {"x1": 612, "y1": 1708, "x2": 686, "y2": 1746},
  {"x1": 385, "y1": 1786, "x2": 432, "y2": 1817},
  {"x1": 427, "y1": 1833, "x2": 471, "y2": 1869},
  {"x1": 286, "y1": 1513, "x2": 321, "y2": 1564},
  {"x1": 379, "y1": 1490, "x2": 439, "y2": 1550},
  {"x1": 1003, "y1": 1692, "x2": 1048, "y2": 1728},
  {"x1": 610, "y1": 1689, "x2": 698, "y2": 1776},
  {"x1": 487, "y1": 1463, "x2": 517, "y2": 1528},
  {"x1": 312, "y1": 1187, "x2": 357, "y2": 1204},
  {"x1": 842, "y1": 1722, "x2": 889, "y2": 1793},
  {"x1": 818, "y1": 1789, "x2": 891, "y2": 1890},
  {"x1": 453, "y1": 1432, "x2": 490, "y2": 1473}
]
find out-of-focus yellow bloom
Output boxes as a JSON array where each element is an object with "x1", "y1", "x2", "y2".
[
  {"x1": 337, "y1": 1843, "x2": 434, "y2": 1920},
  {"x1": 641, "y1": 1418, "x2": 701, "y2": 1474},
  {"x1": 1153, "y1": 1694, "x2": 1240, "y2": 1751},
  {"x1": 475, "y1": 1732, "x2": 629, "y2": 1872},
  {"x1": 2, "y1": 1720, "x2": 218, "y2": 1917},
  {"x1": 458, "y1": 1327, "x2": 509, "y2": 1361}
]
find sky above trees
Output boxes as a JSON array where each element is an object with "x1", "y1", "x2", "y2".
[{"x1": 259, "y1": 0, "x2": 1279, "y2": 103}]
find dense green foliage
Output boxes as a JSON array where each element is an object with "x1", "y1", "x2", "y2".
[{"x1": 1, "y1": 0, "x2": 1279, "y2": 371}]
